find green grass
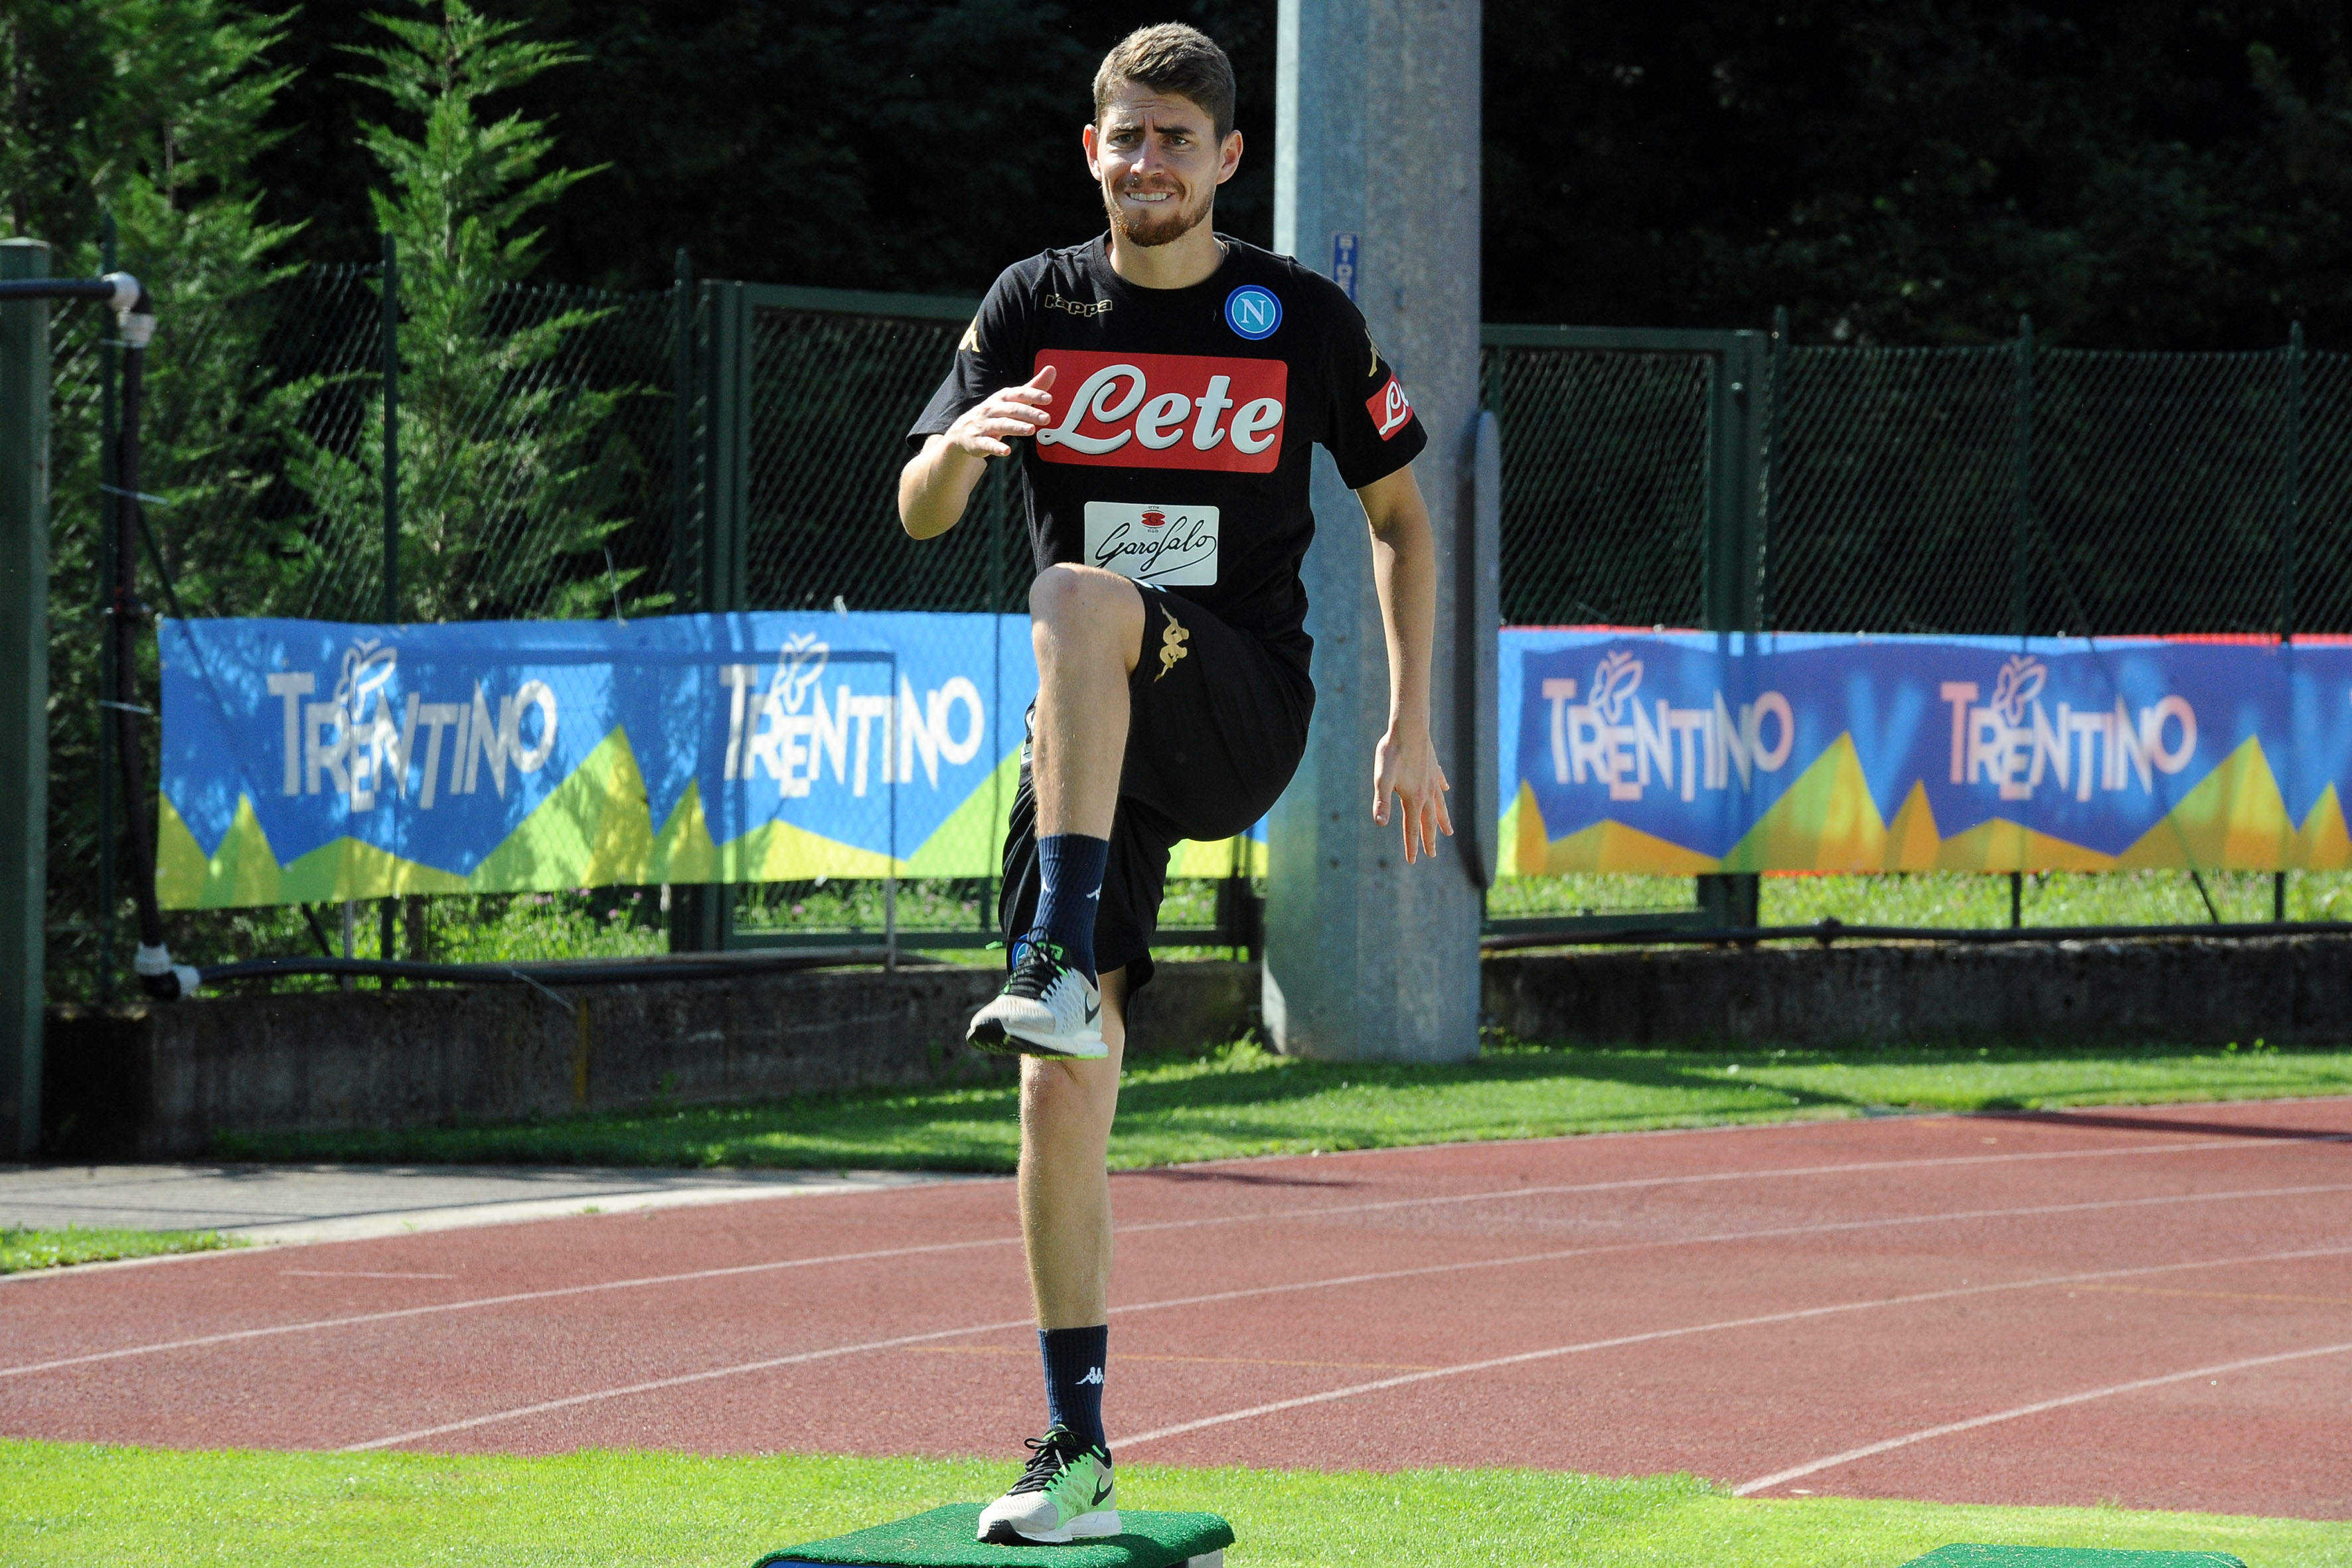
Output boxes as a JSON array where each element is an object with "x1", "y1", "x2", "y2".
[
  {"x1": 2, "y1": 1443, "x2": 2340, "y2": 1567},
  {"x1": 211, "y1": 1036, "x2": 2352, "y2": 1173},
  {"x1": 1489, "y1": 867, "x2": 2352, "y2": 927},
  {"x1": 0, "y1": 1225, "x2": 238, "y2": 1274}
]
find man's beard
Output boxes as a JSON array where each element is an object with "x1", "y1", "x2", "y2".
[{"x1": 1103, "y1": 181, "x2": 1214, "y2": 248}]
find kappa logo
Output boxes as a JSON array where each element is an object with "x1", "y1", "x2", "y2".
[
  {"x1": 1044, "y1": 292, "x2": 1113, "y2": 319},
  {"x1": 1224, "y1": 284, "x2": 1282, "y2": 340},
  {"x1": 1156, "y1": 615, "x2": 1192, "y2": 681},
  {"x1": 1032, "y1": 349, "x2": 1288, "y2": 472},
  {"x1": 1077, "y1": 1367, "x2": 1105, "y2": 1385}
]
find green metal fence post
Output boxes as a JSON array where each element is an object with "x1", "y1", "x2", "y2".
[
  {"x1": 1697, "y1": 329, "x2": 1765, "y2": 930},
  {"x1": 2009, "y1": 315, "x2": 2036, "y2": 926},
  {"x1": 379, "y1": 234, "x2": 400, "y2": 981},
  {"x1": 671, "y1": 277, "x2": 747, "y2": 953},
  {"x1": 96, "y1": 215, "x2": 118, "y2": 1004},
  {"x1": 2013, "y1": 315, "x2": 2034, "y2": 641},
  {"x1": 670, "y1": 250, "x2": 693, "y2": 609},
  {"x1": 0, "y1": 238, "x2": 52, "y2": 1156},
  {"x1": 2280, "y1": 321, "x2": 2303, "y2": 921}
]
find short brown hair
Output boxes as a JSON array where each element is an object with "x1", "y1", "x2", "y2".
[{"x1": 1092, "y1": 24, "x2": 1236, "y2": 142}]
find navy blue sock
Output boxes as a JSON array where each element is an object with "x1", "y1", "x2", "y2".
[
  {"x1": 1029, "y1": 833, "x2": 1109, "y2": 980},
  {"x1": 1039, "y1": 1324, "x2": 1109, "y2": 1456}
]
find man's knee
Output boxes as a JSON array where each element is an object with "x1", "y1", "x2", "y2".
[
  {"x1": 1030, "y1": 564, "x2": 1140, "y2": 640},
  {"x1": 1021, "y1": 1056, "x2": 1118, "y2": 1140}
]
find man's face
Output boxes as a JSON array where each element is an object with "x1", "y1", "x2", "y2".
[{"x1": 1083, "y1": 81, "x2": 1242, "y2": 250}]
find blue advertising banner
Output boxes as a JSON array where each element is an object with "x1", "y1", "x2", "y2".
[
  {"x1": 1497, "y1": 629, "x2": 2352, "y2": 874},
  {"x1": 157, "y1": 612, "x2": 1260, "y2": 909}
]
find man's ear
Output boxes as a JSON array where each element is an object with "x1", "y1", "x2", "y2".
[
  {"x1": 1082, "y1": 121, "x2": 1103, "y2": 180},
  {"x1": 1215, "y1": 128, "x2": 1244, "y2": 187}
]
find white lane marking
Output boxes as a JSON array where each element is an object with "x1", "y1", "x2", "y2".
[
  {"x1": 1111, "y1": 1243, "x2": 2352, "y2": 1450},
  {"x1": 4, "y1": 1136, "x2": 2338, "y2": 1378},
  {"x1": 339, "y1": 1314, "x2": 1040, "y2": 1452},
  {"x1": 279, "y1": 1271, "x2": 457, "y2": 1281},
  {"x1": 0, "y1": 1235, "x2": 1022, "y2": 1379},
  {"x1": 1732, "y1": 1340, "x2": 2352, "y2": 1495},
  {"x1": 331, "y1": 1200, "x2": 2352, "y2": 1452}
]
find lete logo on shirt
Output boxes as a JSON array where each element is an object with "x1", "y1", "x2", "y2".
[
  {"x1": 1032, "y1": 350, "x2": 1287, "y2": 473},
  {"x1": 1367, "y1": 374, "x2": 1413, "y2": 440}
]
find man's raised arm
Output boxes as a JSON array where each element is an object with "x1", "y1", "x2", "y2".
[{"x1": 898, "y1": 364, "x2": 1058, "y2": 539}]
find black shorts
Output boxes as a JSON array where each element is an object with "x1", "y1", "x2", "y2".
[{"x1": 1000, "y1": 587, "x2": 1313, "y2": 995}]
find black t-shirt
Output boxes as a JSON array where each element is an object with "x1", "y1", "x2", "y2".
[{"x1": 909, "y1": 234, "x2": 1429, "y2": 671}]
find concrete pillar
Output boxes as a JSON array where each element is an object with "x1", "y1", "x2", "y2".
[
  {"x1": 1263, "y1": 1, "x2": 1484, "y2": 1061},
  {"x1": 0, "y1": 239, "x2": 52, "y2": 1155}
]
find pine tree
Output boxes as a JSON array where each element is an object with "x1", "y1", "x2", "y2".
[{"x1": 289, "y1": 0, "x2": 642, "y2": 623}]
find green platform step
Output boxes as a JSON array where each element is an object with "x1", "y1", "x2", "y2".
[
  {"x1": 757, "y1": 1506, "x2": 1234, "y2": 1568},
  {"x1": 1903, "y1": 1549, "x2": 2248, "y2": 1567}
]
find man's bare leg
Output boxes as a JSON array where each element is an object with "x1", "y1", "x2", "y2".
[
  {"x1": 1028, "y1": 563, "x2": 1144, "y2": 837},
  {"x1": 1020, "y1": 967, "x2": 1127, "y2": 1326}
]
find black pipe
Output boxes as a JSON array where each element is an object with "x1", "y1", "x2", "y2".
[
  {"x1": 0, "y1": 277, "x2": 131, "y2": 303},
  {"x1": 1480, "y1": 917, "x2": 2352, "y2": 953},
  {"x1": 198, "y1": 947, "x2": 943, "y2": 988},
  {"x1": 106, "y1": 287, "x2": 195, "y2": 1000}
]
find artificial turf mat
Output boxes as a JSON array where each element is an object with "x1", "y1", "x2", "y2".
[
  {"x1": 757, "y1": 1506, "x2": 1234, "y2": 1567},
  {"x1": 1903, "y1": 1548, "x2": 2248, "y2": 1566}
]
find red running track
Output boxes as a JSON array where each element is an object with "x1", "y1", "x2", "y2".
[{"x1": 5, "y1": 1101, "x2": 2350, "y2": 1519}]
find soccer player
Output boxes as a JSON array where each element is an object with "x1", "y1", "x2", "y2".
[{"x1": 899, "y1": 23, "x2": 1452, "y2": 1545}]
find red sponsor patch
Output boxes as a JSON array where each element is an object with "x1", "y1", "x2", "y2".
[
  {"x1": 1367, "y1": 374, "x2": 1413, "y2": 440},
  {"x1": 1032, "y1": 350, "x2": 1288, "y2": 472}
]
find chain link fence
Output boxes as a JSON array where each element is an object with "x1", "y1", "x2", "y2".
[
  {"x1": 1484, "y1": 328, "x2": 2352, "y2": 641},
  {"x1": 742, "y1": 301, "x2": 1022, "y2": 614}
]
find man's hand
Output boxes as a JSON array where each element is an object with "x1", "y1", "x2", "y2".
[
  {"x1": 948, "y1": 364, "x2": 1057, "y2": 459},
  {"x1": 1373, "y1": 721, "x2": 1454, "y2": 864},
  {"x1": 901, "y1": 365, "x2": 1058, "y2": 538}
]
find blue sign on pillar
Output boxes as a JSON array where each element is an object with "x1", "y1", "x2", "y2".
[{"x1": 1330, "y1": 232, "x2": 1359, "y2": 301}]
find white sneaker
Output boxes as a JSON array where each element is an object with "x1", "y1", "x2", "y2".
[
  {"x1": 976, "y1": 1427, "x2": 1119, "y2": 1545},
  {"x1": 968, "y1": 940, "x2": 1106, "y2": 1059}
]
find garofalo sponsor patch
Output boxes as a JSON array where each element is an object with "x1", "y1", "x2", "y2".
[
  {"x1": 1031, "y1": 350, "x2": 1287, "y2": 472},
  {"x1": 1082, "y1": 502, "x2": 1219, "y2": 586}
]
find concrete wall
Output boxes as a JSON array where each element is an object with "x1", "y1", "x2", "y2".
[
  {"x1": 43, "y1": 939, "x2": 2351, "y2": 1160},
  {"x1": 42, "y1": 960, "x2": 1262, "y2": 1160},
  {"x1": 1484, "y1": 937, "x2": 2352, "y2": 1050}
]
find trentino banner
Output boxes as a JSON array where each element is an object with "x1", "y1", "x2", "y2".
[
  {"x1": 1498, "y1": 629, "x2": 2352, "y2": 875},
  {"x1": 156, "y1": 612, "x2": 1260, "y2": 910}
]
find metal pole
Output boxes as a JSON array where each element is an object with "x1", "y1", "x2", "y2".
[
  {"x1": 2012, "y1": 313, "x2": 2033, "y2": 924},
  {"x1": 2280, "y1": 320, "x2": 2302, "y2": 922},
  {"x1": 0, "y1": 239, "x2": 52, "y2": 1156},
  {"x1": 671, "y1": 249, "x2": 693, "y2": 611},
  {"x1": 97, "y1": 215, "x2": 118, "y2": 1004},
  {"x1": 1266, "y1": 0, "x2": 1481, "y2": 1059},
  {"x1": 380, "y1": 234, "x2": 399, "y2": 983}
]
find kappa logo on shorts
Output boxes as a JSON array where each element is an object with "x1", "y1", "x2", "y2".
[{"x1": 1156, "y1": 613, "x2": 1192, "y2": 682}]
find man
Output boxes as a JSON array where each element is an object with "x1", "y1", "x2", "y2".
[{"x1": 898, "y1": 22, "x2": 1452, "y2": 1545}]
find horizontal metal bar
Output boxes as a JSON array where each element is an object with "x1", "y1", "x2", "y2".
[
  {"x1": 1483, "y1": 912, "x2": 1711, "y2": 937},
  {"x1": 197, "y1": 948, "x2": 945, "y2": 986},
  {"x1": 0, "y1": 277, "x2": 120, "y2": 303},
  {"x1": 734, "y1": 282, "x2": 980, "y2": 323},
  {"x1": 1479, "y1": 324, "x2": 1763, "y2": 355},
  {"x1": 728, "y1": 927, "x2": 1237, "y2": 953},
  {"x1": 1481, "y1": 918, "x2": 2352, "y2": 952},
  {"x1": 730, "y1": 928, "x2": 996, "y2": 951}
]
